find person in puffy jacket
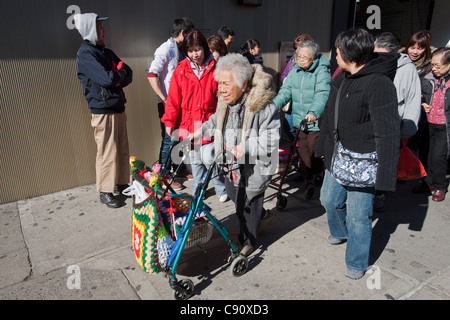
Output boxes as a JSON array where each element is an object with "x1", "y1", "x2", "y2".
[
  {"x1": 147, "y1": 17, "x2": 194, "y2": 174},
  {"x1": 75, "y1": 13, "x2": 133, "y2": 209},
  {"x1": 162, "y1": 30, "x2": 227, "y2": 202},
  {"x1": 273, "y1": 40, "x2": 331, "y2": 198},
  {"x1": 279, "y1": 33, "x2": 314, "y2": 142}
]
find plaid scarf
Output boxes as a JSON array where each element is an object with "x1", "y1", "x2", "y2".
[{"x1": 435, "y1": 71, "x2": 450, "y2": 93}]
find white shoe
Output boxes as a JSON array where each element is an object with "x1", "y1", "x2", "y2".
[{"x1": 218, "y1": 194, "x2": 229, "y2": 203}]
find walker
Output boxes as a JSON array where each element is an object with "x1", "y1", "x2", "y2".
[{"x1": 129, "y1": 139, "x2": 248, "y2": 300}]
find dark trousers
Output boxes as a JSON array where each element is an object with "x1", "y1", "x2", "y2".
[
  {"x1": 224, "y1": 178, "x2": 265, "y2": 248},
  {"x1": 295, "y1": 129, "x2": 323, "y2": 180},
  {"x1": 407, "y1": 110, "x2": 429, "y2": 169},
  {"x1": 426, "y1": 123, "x2": 448, "y2": 190}
]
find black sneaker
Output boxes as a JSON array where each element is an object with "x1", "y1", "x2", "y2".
[{"x1": 100, "y1": 192, "x2": 120, "y2": 208}]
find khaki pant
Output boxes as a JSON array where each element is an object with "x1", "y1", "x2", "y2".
[{"x1": 91, "y1": 112, "x2": 130, "y2": 193}]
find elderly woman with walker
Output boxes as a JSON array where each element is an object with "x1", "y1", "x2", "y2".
[{"x1": 191, "y1": 53, "x2": 280, "y2": 257}]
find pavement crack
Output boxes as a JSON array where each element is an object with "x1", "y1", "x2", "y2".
[
  {"x1": 398, "y1": 265, "x2": 450, "y2": 300},
  {"x1": 16, "y1": 202, "x2": 34, "y2": 282}
]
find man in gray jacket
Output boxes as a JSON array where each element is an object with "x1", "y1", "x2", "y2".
[
  {"x1": 375, "y1": 32, "x2": 421, "y2": 138},
  {"x1": 374, "y1": 32, "x2": 422, "y2": 211}
]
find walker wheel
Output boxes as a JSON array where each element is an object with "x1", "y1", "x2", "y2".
[
  {"x1": 230, "y1": 255, "x2": 249, "y2": 277},
  {"x1": 276, "y1": 196, "x2": 287, "y2": 210},
  {"x1": 172, "y1": 279, "x2": 194, "y2": 300}
]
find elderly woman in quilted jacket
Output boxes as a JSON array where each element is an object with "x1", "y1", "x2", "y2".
[{"x1": 273, "y1": 40, "x2": 332, "y2": 199}]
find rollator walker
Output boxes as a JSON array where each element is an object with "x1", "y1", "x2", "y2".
[{"x1": 130, "y1": 139, "x2": 248, "y2": 300}]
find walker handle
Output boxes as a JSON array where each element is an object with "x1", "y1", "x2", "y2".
[{"x1": 132, "y1": 173, "x2": 167, "y2": 198}]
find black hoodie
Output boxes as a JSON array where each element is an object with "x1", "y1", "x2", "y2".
[{"x1": 316, "y1": 53, "x2": 401, "y2": 192}]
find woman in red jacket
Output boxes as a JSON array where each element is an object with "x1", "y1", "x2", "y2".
[{"x1": 162, "y1": 30, "x2": 228, "y2": 201}]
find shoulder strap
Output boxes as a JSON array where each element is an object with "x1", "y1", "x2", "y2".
[{"x1": 333, "y1": 78, "x2": 346, "y2": 142}]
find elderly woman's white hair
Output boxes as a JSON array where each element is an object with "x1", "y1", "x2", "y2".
[
  {"x1": 297, "y1": 40, "x2": 320, "y2": 60},
  {"x1": 214, "y1": 53, "x2": 254, "y2": 88}
]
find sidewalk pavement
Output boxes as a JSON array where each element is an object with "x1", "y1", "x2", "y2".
[{"x1": 1, "y1": 172, "x2": 449, "y2": 301}]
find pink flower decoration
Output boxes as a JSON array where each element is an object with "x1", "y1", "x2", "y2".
[{"x1": 153, "y1": 164, "x2": 162, "y2": 174}]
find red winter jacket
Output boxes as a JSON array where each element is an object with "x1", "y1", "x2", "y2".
[{"x1": 162, "y1": 57, "x2": 218, "y2": 144}]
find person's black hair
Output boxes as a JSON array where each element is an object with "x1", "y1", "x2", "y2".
[
  {"x1": 217, "y1": 26, "x2": 235, "y2": 40},
  {"x1": 240, "y1": 39, "x2": 260, "y2": 54},
  {"x1": 335, "y1": 28, "x2": 374, "y2": 66},
  {"x1": 171, "y1": 17, "x2": 195, "y2": 38}
]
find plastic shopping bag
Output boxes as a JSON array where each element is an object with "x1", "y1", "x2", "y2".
[{"x1": 396, "y1": 139, "x2": 427, "y2": 181}]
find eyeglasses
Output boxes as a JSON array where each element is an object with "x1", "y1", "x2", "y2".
[
  {"x1": 297, "y1": 55, "x2": 312, "y2": 61},
  {"x1": 431, "y1": 63, "x2": 445, "y2": 69}
]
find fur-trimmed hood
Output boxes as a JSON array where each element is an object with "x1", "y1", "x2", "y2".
[
  {"x1": 201, "y1": 63, "x2": 280, "y2": 201},
  {"x1": 245, "y1": 64, "x2": 277, "y2": 113},
  {"x1": 215, "y1": 64, "x2": 276, "y2": 137}
]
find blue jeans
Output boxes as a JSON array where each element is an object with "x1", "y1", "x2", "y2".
[
  {"x1": 159, "y1": 126, "x2": 172, "y2": 166},
  {"x1": 319, "y1": 170, "x2": 376, "y2": 272},
  {"x1": 189, "y1": 143, "x2": 226, "y2": 197},
  {"x1": 158, "y1": 101, "x2": 172, "y2": 166}
]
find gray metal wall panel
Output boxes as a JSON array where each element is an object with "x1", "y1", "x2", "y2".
[{"x1": 0, "y1": 0, "x2": 333, "y2": 203}]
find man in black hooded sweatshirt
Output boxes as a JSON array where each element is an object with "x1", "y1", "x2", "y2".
[{"x1": 315, "y1": 28, "x2": 401, "y2": 280}]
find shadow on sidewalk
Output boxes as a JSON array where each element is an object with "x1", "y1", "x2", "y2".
[
  {"x1": 369, "y1": 180, "x2": 429, "y2": 266},
  {"x1": 171, "y1": 181, "x2": 325, "y2": 297}
]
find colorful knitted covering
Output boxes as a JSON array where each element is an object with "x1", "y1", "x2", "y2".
[
  {"x1": 132, "y1": 195, "x2": 166, "y2": 274},
  {"x1": 129, "y1": 157, "x2": 211, "y2": 274},
  {"x1": 130, "y1": 157, "x2": 173, "y2": 274}
]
